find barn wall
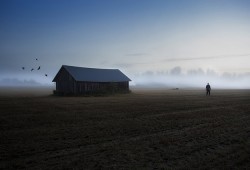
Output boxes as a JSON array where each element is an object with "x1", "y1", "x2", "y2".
[
  {"x1": 55, "y1": 67, "x2": 77, "y2": 94},
  {"x1": 75, "y1": 81, "x2": 129, "y2": 94},
  {"x1": 117, "y1": 82, "x2": 129, "y2": 90}
]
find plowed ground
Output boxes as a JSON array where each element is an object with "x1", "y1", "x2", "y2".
[{"x1": 1, "y1": 89, "x2": 250, "y2": 169}]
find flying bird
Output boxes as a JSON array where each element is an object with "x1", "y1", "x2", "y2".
[
  {"x1": 31, "y1": 68, "x2": 34, "y2": 71},
  {"x1": 36, "y1": 58, "x2": 38, "y2": 61},
  {"x1": 45, "y1": 74, "x2": 48, "y2": 77},
  {"x1": 37, "y1": 66, "x2": 41, "y2": 70},
  {"x1": 22, "y1": 67, "x2": 25, "y2": 70}
]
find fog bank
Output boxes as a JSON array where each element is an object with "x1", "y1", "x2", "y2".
[
  {"x1": 0, "y1": 78, "x2": 53, "y2": 87},
  {"x1": 131, "y1": 67, "x2": 250, "y2": 89}
]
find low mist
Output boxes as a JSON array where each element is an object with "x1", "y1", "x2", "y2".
[
  {"x1": 1, "y1": 67, "x2": 250, "y2": 90},
  {"x1": 131, "y1": 67, "x2": 250, "y2": 89}
]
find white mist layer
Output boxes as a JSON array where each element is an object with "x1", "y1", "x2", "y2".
[{"x1": 131, "y1": 68, "x2": 250, "y2": 89}]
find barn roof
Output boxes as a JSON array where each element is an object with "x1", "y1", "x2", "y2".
[{"x1": 53, "y1": 65, "x2": 131, "y2": 82}]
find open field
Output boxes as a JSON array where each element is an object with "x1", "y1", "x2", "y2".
[{"x1": 1, "y1": 88, "x2": 250, "y2": 169}]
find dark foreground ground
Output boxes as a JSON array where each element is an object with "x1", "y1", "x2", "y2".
[{"x1": 1, "y1": 88, "x2": 250, "y2": 169}]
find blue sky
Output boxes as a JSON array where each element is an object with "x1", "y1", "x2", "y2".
[{"x1": 1, "y1": 0, "x2": 250, "y2": 87}]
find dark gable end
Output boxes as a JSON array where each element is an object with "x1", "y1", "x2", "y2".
[
  {"x1": 52, "y1": 66, "x2": 75, "y2": 82},
  {"x1": 52, "y1": 65, "x2": 131, "y2": 95}
]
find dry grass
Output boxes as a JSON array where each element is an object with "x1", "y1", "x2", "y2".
[{"x1": 1, "y1": 88, "x2": 250, "y2": 169}]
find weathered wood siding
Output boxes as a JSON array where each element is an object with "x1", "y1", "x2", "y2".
[
  {"x1": 75, "y1": 81, "x2": 129, "y2": 94},
  {"x1": 55, "y1": 67, "x2": 77, "y2": 94}
]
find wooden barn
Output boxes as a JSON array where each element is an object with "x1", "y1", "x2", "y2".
[{"x1": 52, "y1": 65, "x2": 131, "y2": 95}]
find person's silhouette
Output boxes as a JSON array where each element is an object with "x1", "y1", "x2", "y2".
[{"x1": 206, "y1": 83, "x2": 211, "y2": 96}]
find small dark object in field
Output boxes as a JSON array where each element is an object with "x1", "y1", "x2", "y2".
[
  {"x1": 22, "y1": 67, "x2": 25, "y2": 70},
  {"x1": 31, "y1": 68, "x2": 34, "y2": 71},
  {"x1": 36, "y1": 58, "x2": 38, "y2": 61},
  {"x1": 37, "y1": 66, "x2": 41, "y2": 70},
  {"x1": 173, "y1": 88, "x2": 179, "y2": 90},
  {"x1": 45, "y1": 74, "x2": 48, "y2": 76}
]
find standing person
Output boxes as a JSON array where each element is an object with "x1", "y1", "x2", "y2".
[{"x1": 206, "y1": 83, "x2": 211, "y2": 96}]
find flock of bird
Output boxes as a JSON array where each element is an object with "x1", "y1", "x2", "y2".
[{"x1": 22, "y1": 58, "x2": 48, "y2": 77}]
